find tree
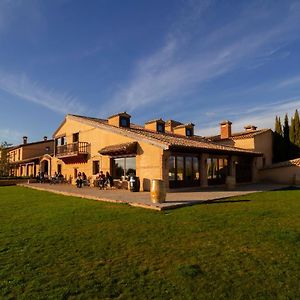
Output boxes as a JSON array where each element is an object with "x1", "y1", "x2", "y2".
[
  {"x1": 273, "y1": 116, "x2": 285, "y2": 162},
  {"x1": 283, "y1": 114, "x2": 290, "y2": 160},
  {"x1": 294, "y1": 109, "x2": 300, "y2": 147},
  {"x1": 0, "y1": 142, "x2": 12, "y2": 177},
  {"x1": 289, "y1": 116, "x2": 295, "y2": 144}
]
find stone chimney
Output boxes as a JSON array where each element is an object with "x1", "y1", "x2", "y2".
[
  {"x1": 173, "y1": 124, "x2": 195, "y2": 137},
  {"x1": 23, "y1": 136, "x2": 28, "y2": 145},
  {"x1": 244, "y1": 125, "x2": 257, "y2": 132},
  {"x1": 43, "y1": 136, "x2": 48, "y2": 141},
  {"x1": 108, "y1": 112, "x2": 131, "y2": 128},
  {"x1": 165, "y1": 120, "x2": 183, "y2": 133},
  {"x1": 220, "y1": 121, "x2": 232, "y2": 139},
  {"x1": 144, "y1": 119, "x2": 165, "y2": 133}
]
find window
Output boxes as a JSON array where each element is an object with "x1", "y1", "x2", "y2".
[
  {"x1": 177, "y1": 156, "x2": 184, "y2": 181},
  {"x1": 185, "y1": 157, "x2": 192, "y2": 181},
  {"x1": 112, "y1": 156, "x2": 136, "y2": 179},
  {"x1": 73, "y1": 132, "x2": 79, "y2": 143},
  {"x1": 57, "y1": 164, "x2": 62, "y2": 174},
  {"x1": 186, "y1": 128, "x2": 193, "y2": 136},
  {"x1": 120, "y1": 117, "x2": 129, "y2": 127},
  {"x1": 206, "y1": 156, "x2": 228, "y2": 184},
  {"x1": 157, "y1": 123, "x2": 165, "y2": 133},
  {"x1": 168, "y1": 155, "x2": 200, "y2": 188},
  {"x1": 168, "y1": 156, "x2": 176, "y2": 180},
  {"x1": 93, "y1": 161, "x2": 100, "y2": 175},
  {"x1": 61, "y1": 136, "x2": 66, "y2": 145},
  {"x1": 18, "y1": 149, "x2": 20, "y2": 160}
]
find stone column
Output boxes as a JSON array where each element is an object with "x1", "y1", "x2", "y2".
[
  {"x1": 228, "y1": 156, "x2": 237, "y2": 178},
  {"x1": 200, "y1": 153, "x2": 209, "y2": 188}
]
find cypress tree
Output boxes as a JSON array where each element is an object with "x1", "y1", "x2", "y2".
[
  {"x1": 294, "y1": 109, "x2": 300, "y2": 147},
  {"x1": 273, "y1": 116, "x2": 284, "y2": 162},
  {"x1": 290, "y1": 116, "x2": 295, "y2": 144},
  {"x1": 283, "y1": 114, "x2": 290, "y2": 160}
]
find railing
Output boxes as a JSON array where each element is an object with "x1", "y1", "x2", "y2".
[{"x1": 55, "y1": 142, "x2": 89, "y2": 158}]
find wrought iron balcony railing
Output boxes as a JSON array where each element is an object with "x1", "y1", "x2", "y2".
[{"x1": 55, "y1": 142, "x2": 89, "y2": 158}]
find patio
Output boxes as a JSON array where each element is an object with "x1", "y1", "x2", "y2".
[{"x1": 19, "y1": 182, "x2": 287, "y2": 211}]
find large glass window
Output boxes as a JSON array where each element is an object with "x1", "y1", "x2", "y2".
[
  {"x1": 185, "y1": 157, "x2": 192, "y2": 181},
  {"x1": 193, "y1": 157, "x2": 199, "y2": 180},
  {"x1": 206, "y1": 157, "x2": 228, "y2": 184},
  {"x1": 168, "y1": 155, "x2": 200, "y2": 187},
  {"x1": 112, "y1": 157, "x2": 136, "y2": 179},
  {"x1": 177, "y1": 156, "x2": 184, "y2": 181},
  {"x1": 168, "y1": 156, "x2": 176, "y2": 181}
]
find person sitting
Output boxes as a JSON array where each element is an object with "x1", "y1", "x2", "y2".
[
  {"x1": 76, "y1": 172, "x2": 83, "y2": 188},
  {"x1": 97, "y1": 171, "x2": 105, "y2": 189},
  {"x1": 105, "y1": 171, "x2": 114, "y2": 188},
  {"x1": 82, "y1": 172, "x2": 89, "y2": 186}
]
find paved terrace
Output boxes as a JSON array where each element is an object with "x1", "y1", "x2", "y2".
[{"x1": 19, "y1": 182, "x2": 287, "y2": 211}]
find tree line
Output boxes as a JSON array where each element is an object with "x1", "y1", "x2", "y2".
[{"x1": 273, "y1": 109, "x2": 300, "y2": 163}]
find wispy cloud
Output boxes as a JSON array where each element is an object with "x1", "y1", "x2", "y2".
[
  {"x1": 198, "y1": 97, "x2": 300, "y2": 136},
  {"x1": 109, "y1": 1, "x2": 300, "y2": 114},
  {"x1": 0, "y1": 128, "x2": 23, "y2": 144},
  {"x1": 278, "y1": 75, "x2": 300, "y2": 88},
  {"x1": 0, "y1": 71, "x2": 87, "y2": 115}
]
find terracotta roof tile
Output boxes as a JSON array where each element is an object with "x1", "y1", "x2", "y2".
[
  {"x1": 207, "y1": 129, "x2": 271, "y2": 141},
  {"x1": 263, "y1": 158, "x2": 300, "y2": 169},
  {"x1": 69, "y1": 114, "x2": 262, "y2": 156}
]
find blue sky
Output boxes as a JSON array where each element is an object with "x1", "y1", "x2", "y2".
[{"x1": 1, "y1": 0, "x2": 300, "y2": 144}]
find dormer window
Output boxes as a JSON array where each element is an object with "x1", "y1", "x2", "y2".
[
  {"x1": 120, "y1": 116, "x2": 129, "y2": 127},
  {"x1": 186, "y1": 128, "x2": 193, "y2": 136},
  {"x1": 108, "y1": 112, "x2": 131, "y2": 128},
  {"x1": 157, "y1": 123, "x2": 165, "y2": 133}
]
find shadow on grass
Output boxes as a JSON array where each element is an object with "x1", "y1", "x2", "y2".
[
  {"x1": 165, "y1": 199, "x2": 251, "y2": 204},
  {"x1": 204, "y1": 199, "x2": 251, "y2": 205}
]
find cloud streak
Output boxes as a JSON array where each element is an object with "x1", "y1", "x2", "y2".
[
  {"x1": 109, "y1": 1, "x2": 300, "y2": 114},
  {"x1": 0, "y1": 71, "x2": 87, "y2": 115}
]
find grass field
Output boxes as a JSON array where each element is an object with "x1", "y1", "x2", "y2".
[{"x1": 0, "y1": 186, "x2": 299, "y2": 299}]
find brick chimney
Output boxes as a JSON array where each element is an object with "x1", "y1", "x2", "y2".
[
  {"x1": 23, "y1": 136, "x2": 28, "y2": 144},
  {"x1": 220, "y1": 121, "x2": 232, "y2": 139},
  {"x1": 108, "y1": 112, "x2": 131, "y2": 128},
  {"x1": 43, "y1": 136, "x2": 48, "y2": 141},
  {"x1": 244, "y1": 125, "x2": 257, "y2": 132}
]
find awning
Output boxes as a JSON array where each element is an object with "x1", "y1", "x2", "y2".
[{"x1": 99, "y1": 142, "x2": 138, "y2": 156}]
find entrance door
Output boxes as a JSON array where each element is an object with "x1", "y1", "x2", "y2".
[{"x1": 236, "y1": 158, "x2": 252, "y2": 183}]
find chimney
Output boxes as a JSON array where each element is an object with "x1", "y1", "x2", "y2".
[
  {"x1": 144, "y1": 119, "x2": 165, "y2": 133},
  {"x1": 108, "y1": 112, "x2": 131, "y2": 128},
  {"x1": 220, "y1": 121, "x2": 232, "y2": 139},
  {"x1": 173, "y1": 123, "x2": 195, "y2": 137},
  {"x1": 23, "y1": 136, "x2": 28, "y2": 144},
  {"x1": 43, "y1": 136, "x2": 48, "y2": 141},
  {"x1": 165, "y1": 120, "x2": 183, "y2": 133},
  {"x1": 244, "y1": 125, "x2": 257, "y2": 132}
]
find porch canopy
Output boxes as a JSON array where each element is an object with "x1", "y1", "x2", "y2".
[{"x1": 99, "y1": 142, "x2": 138, "y2": 156}]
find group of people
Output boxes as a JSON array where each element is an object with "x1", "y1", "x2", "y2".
[
  {"x1": 36, "y1": 171, "x2": 49, "y2": 183},
  {"x1": 76, "y1": 172, "x2": 88, "y2": 188},
  {"x1": 96, "y1": 171, "x2": 114, "y2": 189}
]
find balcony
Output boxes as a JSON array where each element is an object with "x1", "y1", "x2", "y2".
[{"x1": 55, "y1": 142, "x2": 89, "y2": 159}]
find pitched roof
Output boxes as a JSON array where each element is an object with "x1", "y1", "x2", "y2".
[
  {"x1": 263, "y1": 158, "x2": 300, "y2": 169},
  {"x1": 99, "y1": 142, "x2": 138, "y2": 156},
  {"x1": 207, "y1": 128, "x2": 271, "y2": 141},
  {"x1": 67, "y1": 114, "x2": 262, "y2": 156},
  {"x1": 9, "y1": 139, "x2": 54, "y2": 151}
]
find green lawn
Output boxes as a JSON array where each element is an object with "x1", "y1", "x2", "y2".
[{"x1": 0, "y1": 186, "x2": 299, "y2": 299}]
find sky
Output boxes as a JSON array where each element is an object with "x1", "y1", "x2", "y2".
[{"x1": 0, "y1": 0, "x2": 300, "y2": 145}]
